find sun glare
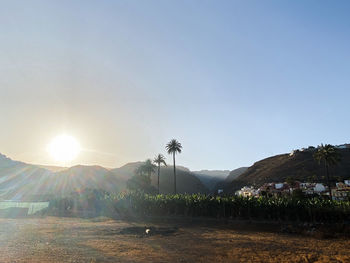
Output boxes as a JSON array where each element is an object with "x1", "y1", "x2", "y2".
[{"x1": 48, "y1": 135, "x2": 81, "y2": 163}]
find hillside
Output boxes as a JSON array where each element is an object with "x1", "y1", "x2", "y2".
[
  {"x1": 52, "y1": 165, "x2": 125, "y2": 195},
  {"x1": 192, "y1": 170, "x2": 230, "y2": 191},
  {"x1": 111, "y1": 162, "x2": 144, "y2": 182},
  {"x1": 0, "y1": 154, "x2": 54, "y2": 200},
  {"x1": 113, "y1": 162, "x2": 208, "y2": 194},
  {"x1": 37, "y1": 165, "x2": 67, "y2": 172},
  {"x1": 214, "y1": 167, "x2": 248, "y2": 192},
  {"x1": 0, "y1": 154, "x2": 208, "y2": 200},
  {"x1": 227, "y1": 148, "x2": 350, "y2": 193},
  {"x1": 0, "y1": 154, "x2": 126, "y2": 200},
  {"x1": 150, "y1": 166, "x2": 208, "y2": 194}
]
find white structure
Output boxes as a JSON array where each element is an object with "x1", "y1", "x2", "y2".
[
  {"x1": 300, "y1": 182, "x2": 311, "y2": 188},
  {"x1": 275, "y1": 183, "x2": 284, "y2": 189},
  {"x1": 344, "y1": 180, "x2": 350, "y2": 186},
  {"x1": 237, "y1": 186, "x2": 258, "y2": 197},
  {"x1": 0, "y1": 201, "x2": 49, "y2": 215},
  {"x1": 289, "y1": 150, "x2": 298, "y2": 156},
  {"x1": 314, "y1": 183, "x2": 326, "y2": 193}
]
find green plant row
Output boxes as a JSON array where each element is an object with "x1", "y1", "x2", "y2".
[
  {"x1": 47, "y1": 190, "x2": 350, "y2": 223},
  {"x1": 114, "y1": 192, "x2": 350, "y2": 223}
]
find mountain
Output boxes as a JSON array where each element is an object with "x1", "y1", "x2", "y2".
[
  {"x1": 52, "y1": 165, "x2": 125, "y2": 196},
  {"x1": 0, "y1": 154, "x2": 208, "y2": 200},
  {"x1": 111, "y1": 162, "x2": 144, "y2": 181},
  {"x1": 224, "y1": 167, "x2": 249, "y2": 182},
  {"x1": 213, "y1": 167, "x2": 248, "y2": 192},
  {"x1": 192, "y1": 170, "x2": 230, "y2": 191},
  {"x1": 0, "y1": 154, "x2": 53, "y2": 200},
  {"x1": 37, "y1": 165, "x2": 67, "y2": 172},
  {"x1": 227, "y1": 148, "x2": 350, "y2": 193},
  {"x1": 112, "y1": 162, "x2": 208, "y2": 194},
  {"x1": 0, "y1": 154, "x2": 125, "y2": 200},
  {"x1": 150, "y1": 166, "x2": 208, "y2": 194}
]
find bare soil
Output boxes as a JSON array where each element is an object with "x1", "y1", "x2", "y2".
[{"x1": 0, "y1": 217, "x2": 348, "y2": 263}]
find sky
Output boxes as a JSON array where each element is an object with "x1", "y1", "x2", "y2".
[{"x1": 0, "y1": 0, "x2": 349, "y2": 170}]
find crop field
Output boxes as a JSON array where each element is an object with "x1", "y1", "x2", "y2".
[
  {"x1": 0, "y1": 217, "x2": 349, "y2": 263},
  {"x1": 50, "y1": 192, "x2": 350, "y2": 223}
]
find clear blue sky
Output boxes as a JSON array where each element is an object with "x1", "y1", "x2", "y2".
[{"x1": 0, "y1": 1, "x2": 349, "y2": 170}]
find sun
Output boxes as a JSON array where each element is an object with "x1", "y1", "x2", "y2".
[{"x1": 47, "y1": 135, "x2": 81, "y2": 163}]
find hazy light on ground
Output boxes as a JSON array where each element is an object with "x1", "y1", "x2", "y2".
[{"x1": 47, "y1": 135, "x2": 81, "y2": 164}]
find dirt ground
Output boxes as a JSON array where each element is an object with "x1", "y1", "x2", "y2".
[{"x1": 0, "y1": 217, "x2": 349, "y2": 263}]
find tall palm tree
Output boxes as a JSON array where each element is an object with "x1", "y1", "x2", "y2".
[
  {"x1": 314, "y1": 144, "x2": 341, "y2": 199},
  {"x1": 166, "y1": 139, "x2": 182, "y2": 194},
  {"x1": 153, "y1": 154, "x2": 167, "y2": 194}
]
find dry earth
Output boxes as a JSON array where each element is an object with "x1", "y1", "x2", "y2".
[{"x1": 0, "y1": 217, "x2": 349, "y2": 263}]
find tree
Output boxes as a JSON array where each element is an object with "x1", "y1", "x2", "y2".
[
  {"x1": 313, "y1": 144, "x2": 341, "y2": 199},
  {"x1": 137, "y1": 159, "x2": 156, "y2": 178},
  {"x1": 153, "y1": 154, "x2": 167, "y2": 194},
  {"x1": 127, "y1": 159, "x2": 157, "y2": 193},
  {"x1": 166, "y1": 139, "x2": 182, "y2": 194}
]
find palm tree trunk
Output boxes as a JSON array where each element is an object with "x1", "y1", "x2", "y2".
[
  {"x1": 173, "y1": 152, "x2": 176, "y2": 194},
  {"x1": 325, "y1": 163, "x2": 332, "y2": 199},
  {"x1": 157, "y1": 164, "x2": 160, "y2": 194}
]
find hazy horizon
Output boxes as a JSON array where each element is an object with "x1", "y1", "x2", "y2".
[{"x1": 1, "y1": 1, "x2": 349, "y2": 170}]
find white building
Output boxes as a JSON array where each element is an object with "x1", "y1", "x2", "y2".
[
  {"x1": 314, "y1": 183, "x2": 326, "y2": 193},
  {"x1": 237, "y1": 186, "x2": 258, "y2": 197},
  {"x1": 275, "y1": 183, "x2": 284, "y2": 189}
]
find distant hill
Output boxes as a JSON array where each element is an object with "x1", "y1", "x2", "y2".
[
  {"x1": 111, "y1": 162, "x2": 144, "y2": 181},
  {"x1": 227, "y1": 148, "x2": 350, "y2": 193},
  {"x1": 7, "y1": 147, "x2": 348, "y2": 199},
  {"x1": 112, "y1": 162, "x2": 208, "y2": 194},
  {"x1": 0, "y1": 154, "x2": 54, "y2": 200},
  {"x1": 192, "y1": 170, "x2": 230, "y2": 191},
  {"x1": 37, "y1": 164, "x2": 67, "y2": 172},
  {"x1": 52, "y1": 165, "x2": 125, "y2": 195},
  {"x1": 0, "y1": 154, "x2": 208, "y2": 200},
  {"x1": 225, "y1": 167, "x2": 249, "y2": 182},
  {"x1": 150, "y1": 166, "x2": 208, "y2": 194},
  {"x1": 0, "y1": 153, "x2": 126, "y2": 200},
  {"x1": 213, "y1": 167, "x2": 248, "y2": 192}
]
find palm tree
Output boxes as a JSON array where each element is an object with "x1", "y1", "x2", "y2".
[
  {"x1": 166, "y1": 139, "x2": 182, "y2": 194},
  {"x1": 128, "y1": 159, "x2": 156, "y2": 193},
  {"x1": 314, "y1": 144, "x2": 341, "y2": 199},
  {"x1": 153, "y1": 154, "x2": 167, "y2": 194},
  {"x1": 137, "y1": 159, "x2": 156, "y2": 178}
]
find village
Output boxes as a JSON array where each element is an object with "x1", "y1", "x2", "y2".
[
  {"x1": 232, "y1": 143, "x2": 350, "y2": 201},
  {"x1": 236, "y1": 179, "x2": 350, "y2": 201}
]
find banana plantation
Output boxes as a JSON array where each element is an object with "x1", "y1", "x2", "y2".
[{"x1": 48, "y1": 190, "x2": 350, "y2": 223}]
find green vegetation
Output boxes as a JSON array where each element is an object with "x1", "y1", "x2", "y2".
[
  {"x1": 126, "y1": 159, "x2": 157, "y2": 193},
  {"x1": 166, "y1": 139, "x2": 183, "y2": 194},
  {"x1": 314, "y1": 144, "x2": 341, "y2": 198},
  {"x1": 47, "y1": 191, "x2": 350, "y2": 223}
]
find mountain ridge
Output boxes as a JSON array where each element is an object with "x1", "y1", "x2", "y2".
[
  {"x1": 0, "y1": 154, "x2": 210, "y2": 199},
  {"x1": 225, "y1": 148, "x2": 350, "y2": 193}
]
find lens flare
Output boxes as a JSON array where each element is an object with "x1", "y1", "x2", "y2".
[{"x1": 48, "y1": 135, "x2": 81, "y2": 163}]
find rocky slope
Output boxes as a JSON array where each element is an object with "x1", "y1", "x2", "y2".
[{"x1": 227, "y1": 148, "x2": 350, "y2": 193}]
